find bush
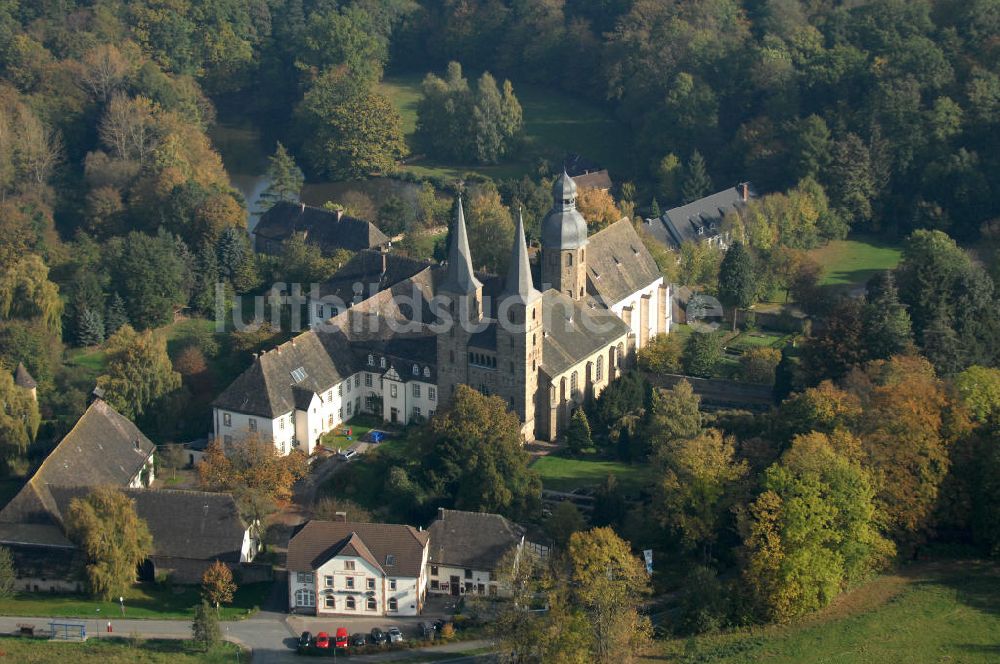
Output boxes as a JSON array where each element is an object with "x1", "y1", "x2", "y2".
[
  {"x1": 638, "y1": 334, "x2": 684, "y2": 374},
  {"x1": 682, "y1": 332, "x2": 723, "y2": 378},
  {"x1": 739, "y1": 347, "x2": 782, "y2": 385},
  {"x1": 677, "y1": 566, "x2": 731, "y2": 634},
  {"x1": 440, "y1": 622, "x2": 455, "y2": 639}
]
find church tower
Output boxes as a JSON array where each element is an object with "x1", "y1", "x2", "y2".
[
  {"x1": 497, "y1": 210, "x2": 543, "y2": 439},
  {"x1": 436, "y1": 196, "x2": 483, "y2": 407},
  {"x1": 541, "y1": 169, "x2": 588, "y2": 300}
]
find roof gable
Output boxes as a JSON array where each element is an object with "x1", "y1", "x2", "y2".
[
  {"x1": 255, "y1": 201, "x2": 389, "y2": 252},
  {"x1": 585, "y1": 218, "x2": 663, "y2": 306},
  {"x1": 0, "y1": 399, "x2": 154, "y2": 526},
  {"x1": 287, "y1": 520, "x2": 428, "y2": 577},
  {"x1": 427, "y1": 509, "x2": 525, "y2": 570}
]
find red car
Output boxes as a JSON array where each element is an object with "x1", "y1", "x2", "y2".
[
  {"x1": 314, "y1": 631, "x2": 330, "y2": 649},
  {"x1": 335, "y1": 627, "x2": 349, "y2": 648}
]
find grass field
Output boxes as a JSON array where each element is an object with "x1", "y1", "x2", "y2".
[
  {"x1": 531, "y1": 455, "x2": 653, "y2": 494},
  {"x1": 0, "y1": 582, "x2": 270, "y2": 621},
  {"x1": 0, "y1": 637, "x2": 242, "y2": 664},
  {"x1": 379, "y1": 73, "x2": 632, "y2": 181},
  {"x1": 659, "y1": 559, "x2": 1000, "y2": 664},
  {"x1": 808, "y1": 236, "x2": 903, "y2": 289}
]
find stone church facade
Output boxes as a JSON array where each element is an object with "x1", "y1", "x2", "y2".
[{"x1": 213, "y1": 172, "x2": 670, "y2": 449}]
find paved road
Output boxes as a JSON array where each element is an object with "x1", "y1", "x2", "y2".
[{"x1": 0, "y1": 612, "x2": 494, "y2": 664}]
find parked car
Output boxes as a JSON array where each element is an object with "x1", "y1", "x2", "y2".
[
  {"x1": 334, "y1": 627, "x2": 348, "y2": 648},
  {"x1": 350, "y1": 633, "x2": 367, "y2": 647},
  {"x1": 417, "y1": 621, "x2": 434, "y2": 639},
  {"x1": 314, "y1": 632, "x2": 330, "y2": 650},
  {"x1": 337, "y1": 448, "x2": 357, "y2": 461},
  {"x1": 370, "y1": 627, "x2": 387, "y2": 645},
  {"x1": 297, "y1": 631, "x2": 313, "y2": 652},
  {"x1": 387, "y1": 626, "x2": 404, "y2": 643}
]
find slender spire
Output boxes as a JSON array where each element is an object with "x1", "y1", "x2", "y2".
[
  {"x1": 503, "y1": 208, "x2": 541, "y2": 304},
  {"x1": 441, "y1": 195, "x2": 482, "y2": 294}
]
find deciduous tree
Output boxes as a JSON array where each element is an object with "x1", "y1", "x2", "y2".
[
  {"x1": 96, "y1": 325, "x2": 182, "y2": 420},
  {"x1": 198, "y1": 435, "x2": 308, "y2": 506},
  {"x1": 417, "y1": 385, "x2": 540, "y2": 520},
  {"x1": 67, "y1": 486, "x2": 153, "y2": 601},
  {"x1": 201, "y1": 560, "x2": 237, "y2": 609}
]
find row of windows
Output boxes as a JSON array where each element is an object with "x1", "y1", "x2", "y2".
[
  {"x1": 469, "y1": 352, "x2": 497, "y2": 369},
  {"x1": 293, "y1": 589, "x2": 400, "y2": 612},
  {"x1": 367, "y1": 354, "x2": 432, "y2": 379},
  {"x1": 429, "y1": 566, "x2": 487, "y2": 580},
  {"x1": 322, "y1": 575, "x2": 398, "y2": 591}
]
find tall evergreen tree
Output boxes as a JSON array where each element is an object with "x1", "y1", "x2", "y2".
[
  {"x1": 718, "y1": 242, "x2": 756, "y2": 330},
  {"x1": 259, "y1": 142, "x2": 304, "y2": 209},
  {"x1": 76, "y1": 307, "x2": 105, "y2": 346},
  {"x1": 566, "y1": 409, "x2": 593, "y2": 455},
  {"x1": 192, "y1": 241, "x2": 220, "y2": 316},
  {"x1": 192, "y1": 600, "x2": 221, "y2": 651},
  {"x1": 862, "y1": 271, "x2": 913, "y2": 361},
  {"x1": 105, "y1": 292, "x2": 128, "y2": 335},
  {"x1": 681, "y1": 150, "x2": 713, "y2": 203}
]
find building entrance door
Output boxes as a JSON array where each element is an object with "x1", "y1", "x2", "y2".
[{"x1": 450, "y1": 576, "x2": 460, "y2": 596}]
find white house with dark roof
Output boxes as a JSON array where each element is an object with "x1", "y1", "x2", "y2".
[
  {"x1": 286, "y1": 520, "x2": 430, "y2": 616},
  {"x1": 643, "y1": 183, "x2": 756, "y2": 251},
  {"x1": 426, "y1": 509, "x2": 525, "y2": 598},
  {"x1": 214, "y1": 170, "x2": 670, "y2": 448}
]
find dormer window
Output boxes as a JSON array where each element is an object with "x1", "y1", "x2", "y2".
[
  {"x1": 380, "y1": 357, "x2": 387, "y2": 369},
  {"x1": 368, "y1": 354, "x2": 374, "y2": 366},
  {"x1": 412, "y1": 364, "x2": 419, "y2": 376},
  {"x1": 423, "y1": 367, "x2": 430, "y2": 378}
]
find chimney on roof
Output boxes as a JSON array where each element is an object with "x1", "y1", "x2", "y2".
[
  {"x1": 740, "y1": 182, "x2": 749, "y2": 202},
  {"x1": 89, "y1": 386, "x2": 105, "y2": 404},
  {"x1": 335, "y1": 511, "x2": 348, "y2": 523},
  {"x1": 300, "y1": 202, "x2": 306, "y2": 213},
  {"x1": 335, "y1": 209, "x2": 344, "y2": 222},
  {"x1": 438, "y1": 507, "x2": 445, "y2": 519}
]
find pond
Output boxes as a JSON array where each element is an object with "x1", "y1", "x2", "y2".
[{"x1": 208, "y1": 119, "x2": 425, "y2": 231}]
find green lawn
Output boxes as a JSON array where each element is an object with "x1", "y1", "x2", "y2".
[
  {"x1": 319, "y1": 416, "x2": 377, "y2": 452},
  {"x1": 531, "y1": 456, "x2": 653, "y2": 494},
  {"x1": 727, "y1": 330, "x2": 790, "y2": 352},
  {"x1": 808, "y1": 236, "x2": 903, "y2": 289},
  {"x1": 0, "y1": 637, "x2": 242, "y2": 664},
  {"x1": 379, "y1": 73, "x2": 632, "y2": 181},
  {"x1": 661, "y1": 559, "x2": 1000, "y2": 664},
  {"x1": 0, "y1": 582, "x2": 271, "y2": 621}
]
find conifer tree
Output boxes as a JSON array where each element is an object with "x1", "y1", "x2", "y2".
[
  {"x1": 105, "y1": 292, "x2": 129, "y2": 335},
  {"x1": 259, "y1": 142, "x2": 304, "y2": 209},
  {"x1": 566, "y1": 409, "x2": 593, "y2": 455},
  {"x1": 76, "y1": 307, "x2": 105, "y2": 346},
  {"x1": 192, "y1": 600, "x2": 221, "y2": 651},
  {"x1": 718, "y1": 242, "x2": 756, "y2": 330},
  {"x1": 682, "y1": 150, "x2": 713, "y2": 203}
]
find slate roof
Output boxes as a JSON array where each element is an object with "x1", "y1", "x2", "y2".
[
  {"x1": 13, "y1": 362, "x2": 36, "y2": 389},
  {"x1": 316, "y1": 250, "x2": 432, "y2": 305},
  {"x1": 585, "y1": 218, "x2": 663, "y2": 306},
  {"x1": 352, "y1": 336, "x2": 438, "y2": 383},
  {"x1": 287, "y1": 520, "x2": 429, "y2": 578},
  {"x1": 1, "y1": 487, "x2": 249, "y2": 563},
  {"x1": 427, "y1": 509, "x2": 525, "y2": 571},
  {"x1": 0, "y1": 399, "x2": 155, "y2": 525},
  {"x1": 542, "y1": 171, "x2": 588, "y2": 250},
  {"x1": 255, "y1": 201, "x2": 389, "y2": 253},
  {"x1": 643, "y1": 184, "x2": 754, "y2": 249},
  {"x1": 571, "y1": 169, "x2": 612, "y2": 191},
  {"x1": 540, "y1": 290, "x2": 631, "y2": 376},
  {"x1": 440, "y1": 197, "x2": 482, "y2": 295},
  {"x1": 117, "y1": 489, "x2": 249, "y2": 562},
  {"x1": 502, "y1": 211, "x2": 541, "y2": 304},
  {"x1": 212, "y1": 329, "x2": 354, "y2": 418}
]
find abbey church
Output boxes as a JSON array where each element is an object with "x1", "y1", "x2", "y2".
[{"x1": 213, "y1": 172, "x2": 670, "y2": 449}]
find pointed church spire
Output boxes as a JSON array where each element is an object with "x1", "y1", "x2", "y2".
[
  {"x1": 441, "y1": 195, "x2": 482, "y2": 294},
  {"x1": 503, "y1": 208, "x2": 541, "y2": 304}
]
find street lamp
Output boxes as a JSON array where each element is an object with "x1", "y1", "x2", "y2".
[{"x1": 119, "y1": 596, "x2": 125, "y2": 617}]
